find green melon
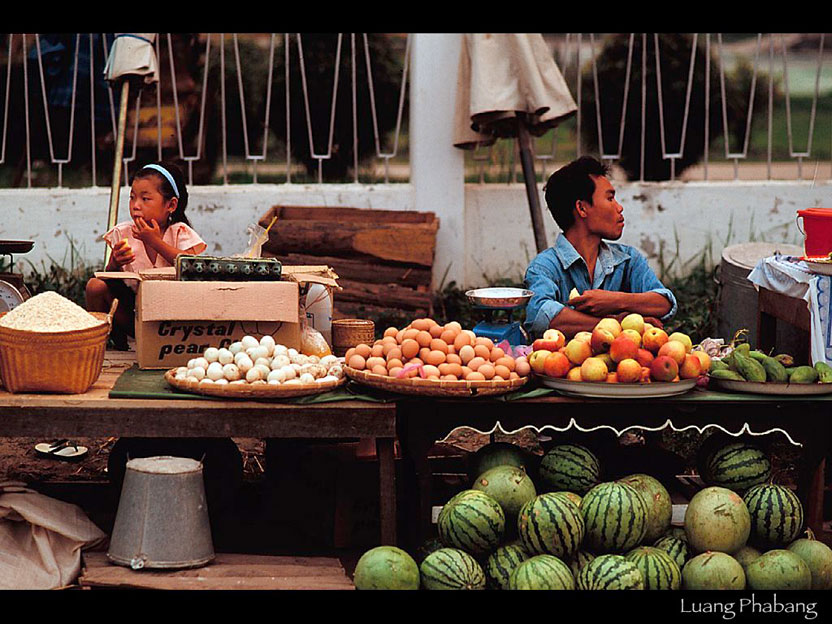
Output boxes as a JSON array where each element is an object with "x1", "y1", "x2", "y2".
[
  {"x1": 484, "y1": 542, "x2": 530, "y2": 590},
  {"x1": 576, "y1": 554, "x2": 645, "y2": 590},
  {"x1": 704, "y1": 441, "x2": 771, "y2": 493},
  {"x1": 567, "y1": 550, "x2": 596, "y2": 579},
  {"x1": 684, "y1": 486, "x2": 750, "y2": 554},
  {"x1": 682, "y1": 552, "x2": 746, "y2": 590},
  {"x1": 743, "y1": 483, "x2": 804, "y2": 549},
  {"x1": 438, "y1": 489, "x2": 505, "y2": 555},
  {"x1": 745, "y1": 549, "x2": 812, "y2": 590},
  {"x1": 652, "y1": 535, "x2": 689, "y2": 570},
  {"x1": 624, "y1": 546, "x2": 682, "y2": 590},
  {"x1": 472, "y1": 465, "x2": 537, "y2": 525},
  {"x1": 787, "y1": 531, "x2": 832, "y2": 590},
  {"x1": 618, "y1": 473, "x2": 673, "y2": 543},
  {"x1": 469, "y1": 442, "x2": 535, "y2": 483},
  {"x1": 582, "y1": 481, "x2": 648, "y2": 553},
  {"x1": 517, "y1": 492, "x2": 584, "y2": 559},
  {"x1": 353, "y1": 546, "x2": 420, "y2": 590},
  {"x1": 507, "y1": 554, "x2": 575, "y2": 590},
  {"x1": 733, "y1": 545, "x2": 763, "y2": 569},
  {"x1": 539, "y1": 444, "x2": 601, "y2": 494},
  {"x1": 420, "y1": 547, "x2": 486, "y2": 590}
]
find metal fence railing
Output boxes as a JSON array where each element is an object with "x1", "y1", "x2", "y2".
[{"x1": 1, "y1": 33, "x2": 829, "y2": 189}]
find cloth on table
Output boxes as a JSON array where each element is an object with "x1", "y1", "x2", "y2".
[
  {"x1": 746, "y1": 254, "x2": 832, "y2": 365},
  {"x1": 0, "y1": 482, "x2": 107, "y2": 589}
]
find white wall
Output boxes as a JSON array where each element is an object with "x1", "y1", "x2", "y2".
[{"x1": 2, "y1": 181, "x2": 827, "y2": 290}]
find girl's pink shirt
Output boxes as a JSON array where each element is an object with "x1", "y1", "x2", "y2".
[{"x1": 103, "y1": 221, "x2": 206, "y2": 289}]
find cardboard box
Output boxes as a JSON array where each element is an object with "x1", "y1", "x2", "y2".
[{"x1": 135, "y1": 279, "x2": 301, "y2": 369}]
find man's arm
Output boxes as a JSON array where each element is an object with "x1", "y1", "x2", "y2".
[{"x1": 569, "y1": 290, "x2": 671, "y2": 319}]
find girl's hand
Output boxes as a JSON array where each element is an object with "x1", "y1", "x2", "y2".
[
  {"x1": 131, "y1": 217, "x2": 163, "y2": 247},
  {"x1": 111, "y1": 239, "x2": 135, "y2": 267}
]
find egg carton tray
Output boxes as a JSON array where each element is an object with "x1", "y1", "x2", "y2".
[
  {"x1": 344, "y1": 366, "x2": 528, "y2": 397},
  {"x1": 175, "y1": 255, "x2": 282, "y2": 281},
  {"x1": 164, "y1": 369, "x2": 346, "y2": 399}
]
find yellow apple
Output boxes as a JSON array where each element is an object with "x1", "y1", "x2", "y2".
[
  {"x1": 621, "y1": 329, "x2": 642, "y2": 348},
  {"x1": 574, "y1": 331, "x2": 593, "y2": 344},
  {"x1": 691, "y1": 350, "x2": 712, "y2": 373},
  {"x1": 642, "y1": 327, "x2": 669, "y2": 354},
  {"x1": 620, "y1": 313, "x2": 645, "y2": 335},
  {"x1": 595, "y1": 318, "x2": 622, "y2": 338},
  {"x1": 566, "y1": 366, "x2": 583, "y2": 381},
  {"x1": 616, "y1": 358, "x2": 642, "y2": 383},
  {"x1": 668, "y1": 332, "x2": 693, "y2": 353},
  {"x1": 528, "y1": 350, "x2": 552, "y2": 374},
  {"x1": 596, "y1": 353, "x2": 615, "y2": 371},
  {"x1": 580, "y1": 357, "x2": 609, "y2": 382},
  {"x1": 564, "y1": 339, "x2": 592, "y2": 366}
]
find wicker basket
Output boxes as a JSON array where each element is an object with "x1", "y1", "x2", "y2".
[
  {"x1": 345, "y1": 366, "x2": 528, "y2": 398},
  {"x1": 165, "y1": 369, "x2": 347, "y2": 399},
  {"x1": 331, "y1": 319, "x2": 375, "y2": 357},
  {"x1": 0, "y1": 312, "x2": 111, "y2": 394}
]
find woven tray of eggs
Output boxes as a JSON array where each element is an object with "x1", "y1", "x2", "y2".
[
  {"x1": 165, "y1": 334, "x2": 346, "y2": 399},
  {"x1": 343, "y1": 318, "x2": 531, "y2": 397}
]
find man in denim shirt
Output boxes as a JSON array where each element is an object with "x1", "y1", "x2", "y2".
[{"x1": 525, "y1": 156, "x2": 677, "y2": 339}]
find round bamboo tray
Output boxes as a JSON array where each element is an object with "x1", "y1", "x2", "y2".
[
  {"x1": 164, "y1": 369, "x2": 347, "y2": 400},
  {"x1": 0, "y1": 311, "x2": 111, "y2": 394},
  {"x1": 331, "y1": 318, "x2": 375, "y2": 357},
  {"x1": 345, "y1": 366, "x2": 529, "y2": 398}
]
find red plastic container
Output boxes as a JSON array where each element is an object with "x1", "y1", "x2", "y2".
[{"x1": 797, "y1": 208, "x2": 832, "y2": 257}]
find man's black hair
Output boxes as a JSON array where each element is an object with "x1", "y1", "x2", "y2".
[{"x1": 543, "y1": 156, "x2": 610, "y2": 232}]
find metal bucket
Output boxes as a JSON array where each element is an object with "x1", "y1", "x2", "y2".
[
  {"x1": 107, "y1": 456, "x2": 215, "y2": 570},
  {"x1": 716, "y1": 241, "x2": 803, "y2": 344}
]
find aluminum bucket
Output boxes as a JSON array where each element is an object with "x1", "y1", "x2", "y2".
[{"x1": 107, "y1": 456, "x2": 215, "y2": 570}]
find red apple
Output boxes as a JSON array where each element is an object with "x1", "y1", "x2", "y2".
[
  {"x1": 543, "y1": 351, "x2": 572, "y2": 378},
  {"x1": 679, "y1": 353, "x2": 703, "y2": 379},
  {"x1": 616, "y1": 358, "x2": 642, "y2": 383},
  {"x1": 650, "y1": 355, "x2": 679, "y2": 382},
  {"x1": 636, "y1": 348, "x2": 655, "y2": 368},
  {"x1": 590, "y1": 327, "x2": 616, "y2": 354},
  {"x1": 642, "y1": 327, "x2": 669, "y2": 354},
  {"x1": 658, "y1": 340, "x2": 687, "y2": 366},
  {"x1": 609, "y1": 334, "x2": 639, "y2": 363}
]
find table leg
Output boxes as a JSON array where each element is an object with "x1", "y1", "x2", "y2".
[
  {"x1": 396, "y1": 403, "x2": 439, "y2": 549},
  {"x1": 376, "y1": 437, "x2": 397, "y2": 546}
]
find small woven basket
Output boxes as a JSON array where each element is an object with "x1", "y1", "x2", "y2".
[
  {"x1": 331, "y1": 319, "x2": 375, "y2": 357},
  {"x1": 0, "y1": 311, "x2": 112, "y2": 394}
]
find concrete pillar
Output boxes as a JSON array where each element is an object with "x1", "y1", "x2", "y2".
[{"x1": 410, "y1": 33, "x2": 466, "y2": 291}]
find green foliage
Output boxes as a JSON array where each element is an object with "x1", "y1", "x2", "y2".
[{"x1": 22, "y1": 237, "x2": 102, "y2": 307}]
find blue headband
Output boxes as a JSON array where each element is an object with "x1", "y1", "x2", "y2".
[{"x1": 142, "y1": 164, "x2": 180, "y2": 198}]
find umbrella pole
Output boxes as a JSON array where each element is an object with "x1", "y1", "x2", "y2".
[
  {"x1": 104, "y1": 79, "x2": 131, "y2": 267},
  {"x1": 517, "y1": 118, "x2": 548, "y2": 254}
]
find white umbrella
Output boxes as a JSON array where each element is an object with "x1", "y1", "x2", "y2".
[
  {"x1": 103, "y1": 34, "x2": 159, "y2": 264},
  {"x1": 454, "y1": 34, "x2": 577, "y2": 253}
]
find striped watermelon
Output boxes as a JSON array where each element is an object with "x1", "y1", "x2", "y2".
[
  {"x1": 438, "y1": 489, "x2": 505, "y2": 555},
  {"x1": 472, "y1": 465, "x2": 537, "y2": 525},
  {"x1": 420, "y1": 547, "x2": 486, "y2": 590},
  {"x1": 582, "y1": 481, "x2": 648, "y2": 553},
  {"x1": 745, "y1": 549, "x2": 812, "y2": 590},
  {"x1": 484, "y1": 542, "x2": 530, "y2": 590},
  {"x1": 618, "y1": 474, "x2": 672, "y2": 542},
  {"x1": 743, "y1": 483, "x2": 804, "y2": 549},
  {"x1": 567, "y1": 550, "x2": 596, "y2": 579},
  {"x1": 469, "y1": 442, "x2": 535, "y2": 483},
  {"x1": 704, "y1": 442, "x2": 771, "y2": 493},
  {"x1": 539, "y1": 444, "x2": 600, "y2": 494},
  {"x1": 684, "y1": 486, "x2": 750, "y2": 554},
  {"x1": 552, "y1": 490, "x2": 582, "y2": 508},
  {"x1": 517, "y1": 493, "x2": 585, "y2": 559},
  {"x1": 682, "y1": 552, "x2": 746, "y2": 590},
  {"x1": 665, "y1": 526, "x2": 688, "y2": 542},
  {"x1": 624, "y1": 546, "x2": 682, "y2": 590},
  {"x1": 576, "y1": 554, "x2": 645, "y2": 590},
  {"x1": 652, "y1": 535, "x2": 690, "y2": 570},
  {"x1": 507, "y1": 554, "x2": 575, "y2": 590}
]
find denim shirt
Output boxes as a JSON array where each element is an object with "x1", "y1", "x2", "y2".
[{"x1": 523, "y1": 234, "x2": 678, "y2": 338}]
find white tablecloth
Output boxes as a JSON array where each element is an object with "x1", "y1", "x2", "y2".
[{"x1": 747, "y1": 255, "x2": 832, "y2": 365}]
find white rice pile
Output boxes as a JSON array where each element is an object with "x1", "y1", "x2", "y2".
[{"x1": 0, "y1": 291, "x2": 102, "y2": 332}]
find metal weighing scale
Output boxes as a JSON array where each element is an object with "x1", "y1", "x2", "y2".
[
  {"x1": 465, "y1": 287, "x2": 533, "y2": 346},
  {"x1": 0, "y1": 240, "x2": 34, "y2": 313}
]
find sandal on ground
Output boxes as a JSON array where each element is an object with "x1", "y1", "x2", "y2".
[{"x1": 35, "y1": 440, "x2": 89, "y2": 462}]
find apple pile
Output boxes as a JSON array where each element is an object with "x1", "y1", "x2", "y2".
[
  {"x1": 344, "y1": 318, "x2": 531, "y2": 382},
  {"x1": 529, "y1": 313, "x2": 712, "y2": 383}
]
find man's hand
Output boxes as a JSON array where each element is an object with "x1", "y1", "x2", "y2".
[
  {"x1": 569, "y1": 290, "x2": 626, "y2": 317},
  {"x1": 131, "y1": 217, "x2": 163, "y2": 248}
]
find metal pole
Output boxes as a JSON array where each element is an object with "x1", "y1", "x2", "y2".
[
  {"x1": 105, "y1": 79, "x2": 130, "y2": 267},
  {"x1": 517, "y1": 117, "x2": 548, "y2": 254}
]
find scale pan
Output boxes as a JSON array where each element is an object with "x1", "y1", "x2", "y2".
[{"x1": 465, "y1": 287, "x2": 533, "y2": 309}]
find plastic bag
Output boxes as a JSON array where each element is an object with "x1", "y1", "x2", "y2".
[
  {"x1": 301, "y1": 324, "x2": 332, "y2": 358},
  {"x1": 232, "y1": 223, "x2": 267, "y2": 258}
]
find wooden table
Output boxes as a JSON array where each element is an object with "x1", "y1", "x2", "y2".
[
  {"x1": 0, "y1": 352, "x2": 399, "y2": 546},
  {"x1": 396, "y1": 389, "x2": 832, "y2": 547}
]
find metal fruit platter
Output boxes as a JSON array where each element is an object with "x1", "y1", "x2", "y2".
[
  {"x1": 465, "y1": 287, "x2": 534, "y2": 310},
  {"x1": 539, "y1": 375, "x2": 698, "y2": 399}
]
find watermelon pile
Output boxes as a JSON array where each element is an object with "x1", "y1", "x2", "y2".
[{"x1": 352, "y1": 438, "x2": 822, "y2": 592}]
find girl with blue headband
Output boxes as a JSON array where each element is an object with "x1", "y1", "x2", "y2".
[{"x1": 86, "y1": 160, "x2": 206, "y2": 350}]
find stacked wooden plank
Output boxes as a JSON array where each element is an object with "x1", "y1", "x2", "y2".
[
  {"x1": 79, "y1": 552, "x2": 354, "y2": 590},
  {"x1": 259, "y1": 206, "x2": 439, "y2": 321}
]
